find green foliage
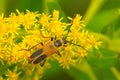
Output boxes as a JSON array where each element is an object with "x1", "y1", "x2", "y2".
[
  {"x1": 87, "y1": 48, "x2": 117, "y2": 68},
  {"x1": 86, "y1": 10, "x2": 115, "y2": 33}
]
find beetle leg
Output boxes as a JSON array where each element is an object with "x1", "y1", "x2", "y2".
[
  {"x1": 40, "y1": 59, "x2": 46, "y2": 67},
  {"x1": 56, "y1": 51, "x2": 61, "y2": 57},
  {"x1": 28, "y1": 42, "x2": 44, "y2": 50},
  {"x1": 51, "y1": 37, "x2": 53, "y2": 41},
  {"x1": 27, "y1": 42, "x2": 44, "y2": 51},
  {"x1": 28, "y1": 58, "x2": 33, "y2": 63},
  {"x1": 40, "y1": 42, "x2": 43, "y2": 46},
  {"x1": 19, "y1": 42, "x2": 44, "y2": 51},
  {"x1": 51, "y1": 35, "x2": 57, "y2": 41}
]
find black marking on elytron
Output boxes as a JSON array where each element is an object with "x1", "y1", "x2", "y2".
[
  {"x1": 55, "y1": 40, "x2": 62, "y2": 47},
  {"x1": 33, "y1": 55, "x2": 47, "y2": 64},
  {"x1": 30, "y1": 49, "x2": 43, "y2": 58}
]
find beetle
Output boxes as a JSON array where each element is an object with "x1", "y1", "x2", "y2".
[
  {"x1": 22, "y1": 23, "x2": 85, "y2": 67},
  {"x1": 28, "y1": 37, "x2": 67, "y2": 66}
]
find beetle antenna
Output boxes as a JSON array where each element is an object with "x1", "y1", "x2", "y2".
[
  {"x1": 65, "y1": 22, "x2": 72, "y2": 39},
  {"x1": 66, "y1": 41, "x2": 86, "y2": 50}
]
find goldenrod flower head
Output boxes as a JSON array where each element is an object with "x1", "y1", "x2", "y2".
[
  {"x1": 52, "y1": 10, "x2": 59, "y2": 21},
  {"x1": 58, "y1": 55, "x2": 71, "y2": 69},
  {"x1": 87, "y1": 34, "x2": 102, "y2": 49},
  {"x1": 6, "y1": 66, "x2": 21, "y2": 80},
  {"x1": 39, "y1": 13, "x2": 51, "y2": 28},
  {"x1": 0, "y1": 13, "x2": 5, "y2": 27},
  {"x1": 68, "y1": 14, "x2": 85, "y2": 30},
  {"x1": 0, "y1": 9, "x2": 101, "y2": 77}
]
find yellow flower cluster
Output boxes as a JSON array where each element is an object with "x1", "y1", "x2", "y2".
[{"x1": 0, "y1": 9, "x2": 102, "y2": 71}]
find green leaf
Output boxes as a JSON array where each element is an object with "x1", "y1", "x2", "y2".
[
  {"x1": 87, "y1": 48, "x2": 118, "y2": 68},
  {"x1": 115, "y1": 59, "x2": 120, "y2": 72},
  {"x1": 41, "y1": 60, "x2": 74, "y2": 80},
  {"x1": 16, "y1": 0, "x2": 45, "y2": 13},
  {"x1": 99, "y1": 0, "x2": 120, "y2": 11},
  {"x1": 59, "y1": 0, "x2": 90, "y2": 17},
  {"x1": 0, "y1": 61, "x2": 8, "y2": 77},
  {"x1": 101, "y1": 12, "x2": 120, "y2": 38},
  {"x1": 5, "y1": 0, "x2": 45, "y2": 16},
  {"x1": 86, "y1": 10, "x2": 119, "y2": 33},
  {"x1": 67, "y1": 65, "x2": 91, "y2": 80},
  {"x1": 93, "y1": 67, "x2": 118, "y2": 80},
  {"x1": 0, "y1": 0, "x2": 6, "y2": 14},
  {"x1": 109, "y1": 38, "x2": 120, "y2": 52}
]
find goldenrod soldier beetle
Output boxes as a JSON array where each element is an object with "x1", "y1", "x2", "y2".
[
  {"x1": 21, "y1": 22, "x2": 85, "y2": 67},
  {"x1": 27, "y1": 37, "x2": 67, "y2": 66}
]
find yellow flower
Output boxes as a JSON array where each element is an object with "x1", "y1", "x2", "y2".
[
  {"x1": 0, "y1": 9, "x2": 102, "y2": 72},
  {"x1": 68, "y1": 14, "x2": 85, "y2": 30},
  {"x1": 3, "y1": 35, "x2": 14, "y2": 47},
  {"x1": 6, "y1": 66, "x2": 21, "y2": 80},
  {"x1": 52, "y1": 10, "x2": 59, "y2": 21},
  {"x1": 70, "y1": 29, "x2": 80, "y2": 39},
  {"x1": 0, "y1": 49, "x2": 4, "y2": 59},
  {"x1": 79, "y1": 49, "x2": 87, "y2": 57},
  {"x1": 39, "y1": 13, "x2": 51, "y2": 28},
  {"x1": 0, "y1": 13, "x2": 6, "y2": 27},
  {"x1": 58, "y1": 53, "x2": 72, "y2": 69},
  {"x1": 22, "y1": 35, "x2": 39, "y2": 48},
  {"x1": 0, "y1": 28, "x2": 5, "y2": 37},
  {"x1": 21, "y1": 10, "x2": 40, "y2": 30},
  {"x1": 50, "y1": 10, "x2": 66, "y2": 37},
  {"x1": 7, "y1": 12, "x2": 21, "y2": 27},
  {"x1": 74, "y1": 49, "x2": 87, "y2": 63},
  {"x1": 87, "y1": 34, "x2": 102, "y2": 49},
  {"x1": 18, "y1": 44, "x2": 31, "y2": 61},
  {"x1": 64, "y1": 46, "x2": 72, "y2": 51}
]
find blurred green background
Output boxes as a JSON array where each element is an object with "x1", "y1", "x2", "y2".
[{"x1": 0, "y1": 0, "x2": 120, "y2": 80}]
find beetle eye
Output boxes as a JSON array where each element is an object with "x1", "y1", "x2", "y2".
[{"x1": 55, "y1": 40, "x2": 62, "y2": 47}]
